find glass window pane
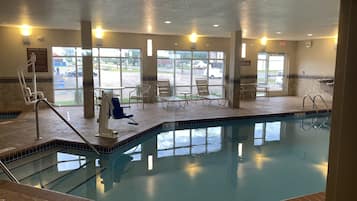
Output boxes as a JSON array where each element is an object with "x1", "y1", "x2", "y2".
[
  {"x1": 93, "y1": 57, "x2": 99, "y2": 88},
  {"x1": 208, "y1": 60, "x2": 224, "y2": 85},
  {"x1": 175, "y1": 59, "x2": 191, "y2": 86},
  {"x1": 209, "y1": 86, "x2": 223, "y2": 97},
  {"x1": 54, "y1": 89, "x2": 83, "y2": 106},
  {"x1": 100, "y1": 58, "x2": 121, "y2": 88},
  {"x1": 192, "y1": 59, "x2": 208, "y2": 82},
  {"x1": 157, "y1": 58, "x2": 174, "y2": 83},
  {"x1": 77, "y1": 57, "x2": 83, "y2": 88},
  {"x1": 92, "y1": 48, "x2": 99, "y2": 57},
  {"x1": 99, "y1": 48, "x2": 120, "y2": 57},
  {"x1": 52, "y1": 47, "x2": 76, "y2": 56},
  {"x1": 209, "y1": 51, "x2": 224, "y2": 59},
  {"x1": 121, "y1": 49, "x2": 141, "y2": 58},
  {"x1": 175, "y1": 130, "x2": 190, "y2": 147},
  {"x1": 122, "y1": 58, "x2": 141, "y2": 87},
  {"x1": 175, "y1": 51, "x2": 192, "y2": 59},
  {"x1": 157, "y1": 131, "x2": 174, "y2": 150},
  {"x1": 124, "y1": 144, "x2": 142, "y2": 154},
  {"x1": 53, "y1": 57, "x2": 77, "y2": 89},
  {"x1": 193, "y1": 51, "x2": 208, "y2": 59},
  {"x1": 268, "y1": 55, "x2": 285, "y2": 90},
  {"x1": 157, "y1": 50, "x2": 174, "y2": 58},
  {"x1": 176, "y1": 86, "x2": 191, "y2": 98}
]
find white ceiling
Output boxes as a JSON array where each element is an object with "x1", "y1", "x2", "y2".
[{"x1": 0, "y1": 0, "x2": 340, "y2": 40}]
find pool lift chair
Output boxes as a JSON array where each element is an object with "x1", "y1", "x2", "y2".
[
  {"x1": 97, "y1": 90, "x2": 138, "y2": 139},
  {"x1": 17, "y1": 52, "x2": 45, "y2": 106}
]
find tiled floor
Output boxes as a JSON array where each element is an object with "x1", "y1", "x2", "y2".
[
  {"x1": 0, "y1": 96, "x2": 331, "y2": 156},
  {"x1": 285, "y1": 192, "x2": 325, "y2": 201}
]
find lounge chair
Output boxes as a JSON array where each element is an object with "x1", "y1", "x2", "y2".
[
  {"x1": 195, "y1": 79, "x2": 226, "y2": 105},
  {"x1": 129, "y1": 84, "x2": 151, "y2": 109},
  {"x1": 157, "y1": 80, "x2": 184, "y2": 108}
]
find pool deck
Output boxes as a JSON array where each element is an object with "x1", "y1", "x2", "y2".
[{"x1": 0, "y1": 96, "x2": 332, "y2": 157}]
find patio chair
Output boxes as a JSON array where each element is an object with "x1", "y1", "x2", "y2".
[
  {"x1": 195, "y1": 79, "x2": 226, "y2": 105},
  {"x1": 129, "y1": 84, "x2": 151, "y2": 109},
  {"x1": 157, "y1": 80, "x2": 184, "y2": 108}
]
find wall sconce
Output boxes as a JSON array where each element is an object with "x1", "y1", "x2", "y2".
[
  {"x1": 260, "y1": 36, "x2": 268, "y2": 46},
  {"x1": 241, "y1": 43, "x2": 247, "y2": 58},
  {"x1": 95, "y1": 27, "x2": 104, "y2": 46},
  {"x1": 147, "y1": 39, "x2": 153, "y2": 56},
  {"x1": 334, "y1": 35, "x2": 338, "y2": 49},
  {"x1": 20, "y1": 24, "x2": 31, "y2": 45}
]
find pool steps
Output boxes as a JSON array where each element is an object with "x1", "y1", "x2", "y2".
[{"x1": 0, "y1": 149, "x2": 103, "y2": 196}]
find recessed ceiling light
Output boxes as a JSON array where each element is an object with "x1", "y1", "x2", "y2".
[
  {"x1": 213, "y1": 24, "x2": 220, "y2": 28},
  {"x1": 307, "y1": 33, "x2": 313, "y2": 37},
  {"x1": 164, "y1": 21, "x2": 172, "y2": 24},
  {"x1": 276, "y1": 32, "x2": 282, "y2": 34}
]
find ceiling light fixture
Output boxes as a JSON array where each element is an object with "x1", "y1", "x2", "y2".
[
  {"x1": 260, "y1": 36, "x2": 268, "y2": 46},
  {"x1": 276, "y1": 32, "x2": 282, "y2": 34},
  {"x1": 164, "y1": 21, "x2": 172, "y2": 24},
  {"x1": 189, "y1": 33, "x2": 198, "y2": 43},
  {"x1": 20, "y1": 24, "x2": 31, "y2": 36},
  {"x1": 307, "y1": 33, "x2": 313, "y2": 37},
  {"x1": 95, "y1": 27, "x2": 104, "y2": 39},
  {"x1": 213, "y1": 24, "x2": 220, "y2": 28}
]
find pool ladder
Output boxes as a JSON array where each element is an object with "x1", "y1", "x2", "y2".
[
  {"x1": 35, "y1": 99, "x2": 100, "y2": 155},
  {"x1": 302, "y1": 94, "x2": 329, "y2": 111},
  {"x1": 301, "y1": 94, "x2": 330, "y2": 130}
]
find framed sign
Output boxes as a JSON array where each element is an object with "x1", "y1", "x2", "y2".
[
  {"x1": 27, "y1": 48, "x2": 48, "y2": 72},
  {"x1": 240, "y1": 59, "x2": 251, "y2": 67}
]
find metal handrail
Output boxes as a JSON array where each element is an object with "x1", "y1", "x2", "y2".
[
  {"x1": 0, "y1": 160, "x2": 19, "y2": 183},
  {"x1": 35, "y1": 99, "x2": 100, "y2": 155},
  {"x1": 313, "y1": 95, "x2": 329, "y2": 109},
  {"x1": 302, "y1": 95, "x2": 316, "y2": 109}
]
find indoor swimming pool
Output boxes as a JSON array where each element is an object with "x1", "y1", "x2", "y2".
[{"x1": 1, "y1": 113, "x2": 330, "y2": 201}]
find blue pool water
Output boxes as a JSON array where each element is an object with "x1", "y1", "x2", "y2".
[{"x1": 1, "y1": 113, "x2": 330, "y2": 201}]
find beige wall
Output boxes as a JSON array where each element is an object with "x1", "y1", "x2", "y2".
[{"x1": 289, "y1": 38, "x2": 336, "y2": 99}]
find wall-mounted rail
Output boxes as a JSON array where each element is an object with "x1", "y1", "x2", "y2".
[{"x1": 35, "y1": 99, "x2": 100, "y2": 155}]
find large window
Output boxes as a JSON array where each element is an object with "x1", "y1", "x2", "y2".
[
  {"x1": 53, "y1": 47, "x2": 141, "y2": 105},
  {"x1": 257, "y1": 53, "x2": 285, "y2": 96},
  {"x1": 157, "y1": 50, "x2": 225, "y2": 98}
]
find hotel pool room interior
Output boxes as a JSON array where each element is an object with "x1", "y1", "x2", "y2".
[{"x1": 0, "y1": 0, "x2": 356, "y2": 200}]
